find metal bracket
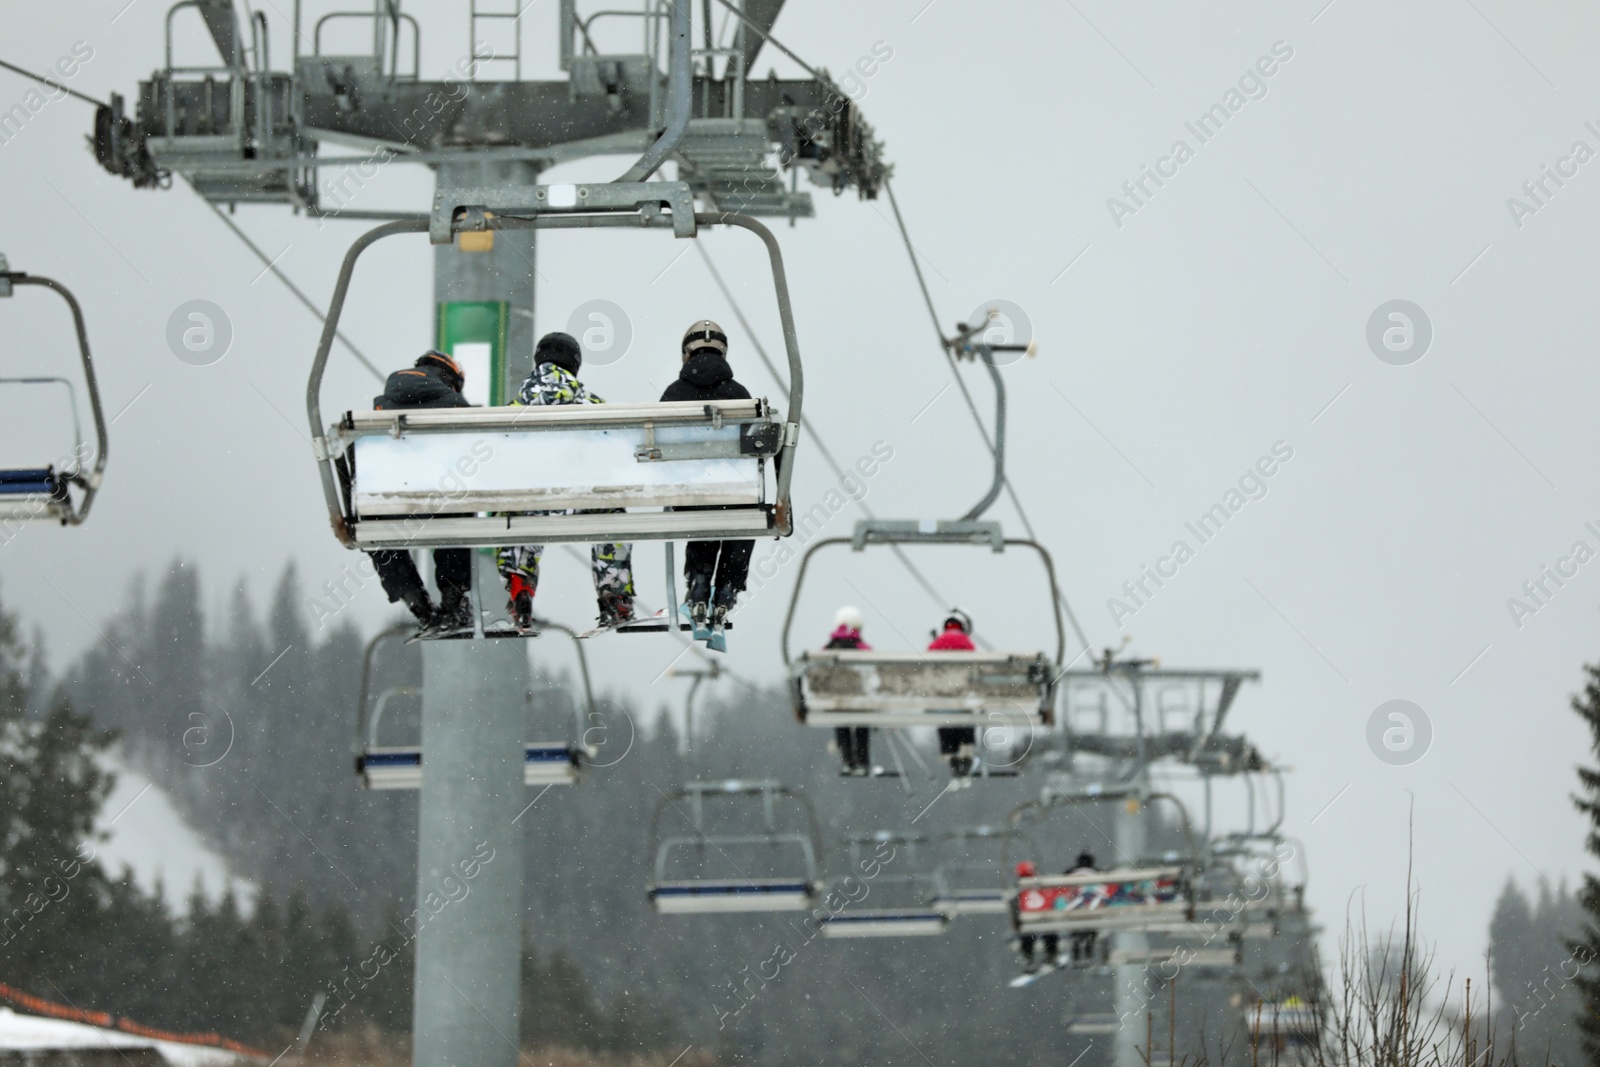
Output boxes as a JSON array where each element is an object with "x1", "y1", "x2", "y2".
[
  {"x1": 0, "y1": 254, "x2": 12, "y2": 298},
  {"x1": 429, "y1": 181, "x2": 698, "y2": 244},
  {"x1": 311, "y1": 435, "x2": 332, "y2": 462},
  {"x1": 850, "y1": 519, "x2": 1005, "y2": 552}
]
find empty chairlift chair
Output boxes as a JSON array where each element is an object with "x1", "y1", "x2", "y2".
[
  {"x1": 931, "y1": 825, "x2": 1037, "y2": 918},
  {"x1": 306, "y1": 182, "x2": 803, "y2": 551},
  {"x1": 0, "y1": 257, "x2": 108, "y2": 526},
  {"x1": 353, "y1": 619, "x2": 596, "y2": 788},
  {"x1": 819, "y1": 833, "x2": 950, "y2": 938},
  {"x1": 647, "y1": 780, "x2": 823, "y2": 914}
]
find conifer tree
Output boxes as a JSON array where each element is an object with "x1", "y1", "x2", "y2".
[{"x1": 1569, "y1": 659, "x2": 1600, "y2": 1060}]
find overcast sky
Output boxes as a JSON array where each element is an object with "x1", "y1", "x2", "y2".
[{"x1": 4, "y1": 0, "x2": 1599, "y2": 983}]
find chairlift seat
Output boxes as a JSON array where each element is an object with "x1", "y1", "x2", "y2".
[
  {"x1": 1013, "y1": 866, "x2": 1190, "y2": 933},
  {"x1": 335, "y1": 400, "x2": 783, "y2": 548},
  {"x1": 0, "y1": 467, "x2": 69, "y2": 521},
  {"x1": 1109, "y1": 946, "x2": 1239, "y2": 968},
  {"x1": 648, "y1": 879, "x2": 816, "y2": 914},
  {"x1": 932, "y1": 889, "x2": 1010, "y2": 916},
  {"x1": 356, "y1": 743, "x2": 578, "y2": 790},
  {"x1": 794, "y1": 650, "x2": 1054, "y2": 727},
  {"x1": 819, "y1": 910, "x2": 950, "y2": 938}
]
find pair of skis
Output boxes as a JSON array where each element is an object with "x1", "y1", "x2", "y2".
[{"x1": 678, "y1": 601, "x2": 728, "y2": 653}]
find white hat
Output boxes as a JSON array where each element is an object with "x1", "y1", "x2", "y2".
[{"x1": 834, "y1": 606, "x2": 863, "y2": 631}]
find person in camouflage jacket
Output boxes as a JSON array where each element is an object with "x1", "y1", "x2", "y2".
[{"x1": 495, "y1": 332, "x2": 636, "y2": 630}]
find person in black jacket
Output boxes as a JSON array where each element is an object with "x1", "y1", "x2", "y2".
[
  {"x1": 661, "y1": 320, "x2": 754, "y2": 636},
  {"x1": 367, "y1": 351, "x2": 473, "y2": 631}
]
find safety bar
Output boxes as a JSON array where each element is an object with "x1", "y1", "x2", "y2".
[
  {"x1": 648, "y1": 780, "x2": 824, "y2": 878},
  {"x1": 652, "y1": 832, "x2": 818, "y2": 884},
  {"x1": 0, "y1": 271, "x2": 109, "y2": 526},
  {"x1": 779, "y1": 534, "x2": 1066, "y2": 668},
  {"x1": 1002, "y1": 790, "x2": 1203, "y2": 874},
  {"x1": 355, "y1": 616, "x2": 599, "y2": 757},
  {"x1": 306, "y1": 205, "x2": 803, "y2": 548}
]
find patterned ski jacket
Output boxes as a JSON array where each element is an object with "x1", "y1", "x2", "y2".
[{"x1": 514, "y1": 362, "x2": 604, "y2": 406}]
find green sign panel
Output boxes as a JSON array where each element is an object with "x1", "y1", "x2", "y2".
[{"x1": 436, "y1": 301, "x2": 509, "y2": 406}]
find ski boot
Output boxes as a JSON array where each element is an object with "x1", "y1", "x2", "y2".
[
  {"x1": 429, "y1": 594, "x2": 475, "y2": 638},
  {"x1": 596, "y1": 593, "x2": 636, "y2": 632},
  {"x1": 402, "y1": 587, "x2": 435, "y2": 629},
  {"x1": 507, "y1": 575, "x2": 537, "y2": 634},
  {"x1": 681, "y1": 573, "x2": 712, "y2": 642},
  {"x1": 706, "y1": 587, "x2": 737, "y2": 653}
]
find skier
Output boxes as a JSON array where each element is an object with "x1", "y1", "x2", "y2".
[
  {"x1": 661, "y1": 320, "x2": 752, "y2": 646},
  {"x1": 928, "y1": 609, "x2": 978, "y2": 777},
  {"x1": 367, "y1": 351, "x2": 473, "y2": 633},
  {"x1": 496, "y1": 332, "x2": 636, "y2": 632},
  {"x1": 1012, "y1": 861, "x2": 1059, "y2": 972},
  {"x1": 1065, "y1": 851, "x2": 1099, "y2": 963},
  {"x1": 824, "y1": 606, "x2": 873, "y2": 775}
]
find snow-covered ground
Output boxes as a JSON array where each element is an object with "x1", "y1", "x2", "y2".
[
  {"x1": 94, "y1": 753, "x2": 257, "y2": 915},
  {"x1": 0, "y1": 1007, "x2": 252, "y2": 1066}
]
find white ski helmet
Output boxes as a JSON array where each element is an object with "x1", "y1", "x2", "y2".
[
  {"x1": 682, "y1": 319, "x2": 729, "y2": 357},
  {"x1": 834, "y1": 606, "x2": 864, "y2": 631}
]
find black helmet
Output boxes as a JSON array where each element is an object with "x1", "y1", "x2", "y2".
[
  {"x1": 535, "y1": 331, "x2": 582, "y2": 374},
  {"x1": 416, "y1": 350, "x2": 464, "y2": 393},
  {"x1": 1075, "y1": 851, "x2": 1096, "y2": 870}
]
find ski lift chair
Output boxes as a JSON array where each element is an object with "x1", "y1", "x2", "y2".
[
  {"x1": 818, "y1": 833, "x2": 950, "y2": 938},
  {"x1": 780, "y1": 521, "x2": 1065, "y2": 770},
  {"x1": 0, "y1": 257, "x2": 108, "y2": 526},
  {"x1": 306, "y1": 182, "x2": 802, "y2": 553},
  {"x1": 931, "y1": 825, "x2": 1037, "y2": 917},
  {"x1": 1003, "y1": 788, "x2": 1200, "y2": 941},
  {"x1": 647, "y1": 780, "x2": 823, "y2": 914},
  {"x1": 353, "y1": 618, "x2": 597, "y2": 788}
]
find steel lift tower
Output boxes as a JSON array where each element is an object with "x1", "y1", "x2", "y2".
[{"x1": 93, "y1": 4, "x2": 884, "y2": 1065}]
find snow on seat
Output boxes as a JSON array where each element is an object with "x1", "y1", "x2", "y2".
[
  {"x1": 335, "y1": 400, "x2": 783, "y2": 548},
  {"x1": 649, "y1": 879, "x2": 815, "y2": 914},
  {"x1": 818, "y1": 910, "x2": 949, "y2": 938},
  {"x1": 794, "y1": 649, "x2": 1054, "y2": 728},
  {"x1": 356, "y1": 743, "x2": 579, "y2": 790},
  {"x1": 1012, "y1": 867, "x2": 1190, "y2": 933}
]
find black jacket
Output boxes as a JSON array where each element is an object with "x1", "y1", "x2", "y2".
[
  {"x1": 660, "y1": 351, "x2": 751, "y2": 403},
  {"x1": 374, "y1": 365, "x2": 471, "y2": 410}
]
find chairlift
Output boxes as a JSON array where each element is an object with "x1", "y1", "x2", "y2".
[
  {"x1": 780, "y1": 520, "x2": 1062, "y2": 777},
  {"x1": 818, "y1": 833, "x2": 949, "y2": 938},
  {"x1": 646, "y1": 780, "x2": 823, "y2": 914},
  {"x1": 0, "y1": 256, "x2": 108, "y2": 526},
  {"x1": 353, "y1": 618, "x2": 597, "y2": 788},
  {"x1": 930, "y1": 825, "x2": 1037, "y2": 917},
  {"x1": 305, "y1": 181, "x2": 803, "y2": 552},
  {"x1": 779, "y1": 312, "x2": 1061, "y2": 775},
  {"x1": 1003, "y1": 787, "x2": 1200, "y2": 937}
]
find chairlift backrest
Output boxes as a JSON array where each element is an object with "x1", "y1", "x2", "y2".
[{"x1": 0, "y1": 262, "x2": 109, "y2": 527}]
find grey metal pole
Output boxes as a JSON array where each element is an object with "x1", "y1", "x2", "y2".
[
  {"x1": 1113, "y1": 678, "x2": 1151, "y2": 1067},
  {"x1": 411, "y1": 159, "x2": 540, "y2": 1067},
  {"x1": 413, "y1": 640, "x2": 529, "y2": 1067}
]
